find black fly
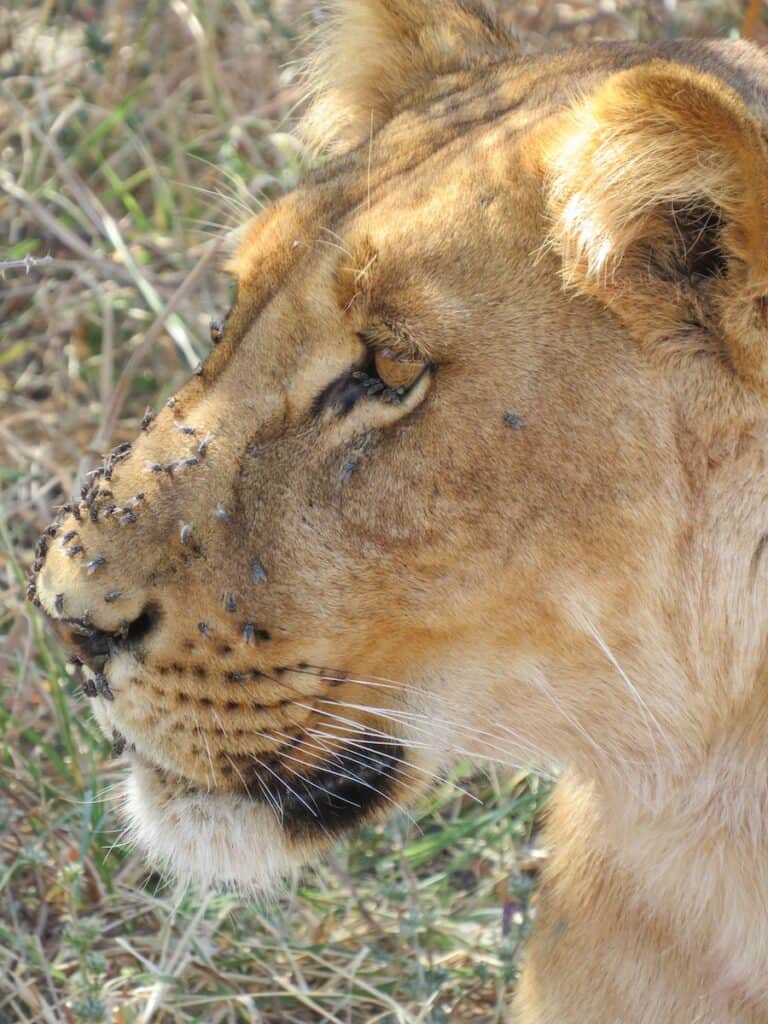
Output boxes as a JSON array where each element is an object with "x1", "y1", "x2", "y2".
[{"x1": 95, "y1": 673, "x2": 114, "y2": 701}]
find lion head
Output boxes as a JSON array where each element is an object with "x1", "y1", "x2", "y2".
[{"x1": 32, "y1": 0, "x2": 768, "y2": 894}]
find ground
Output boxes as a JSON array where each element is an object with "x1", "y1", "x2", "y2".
[{"x1": 1, "y1": 2, "x2": 764, "y2": 1021}]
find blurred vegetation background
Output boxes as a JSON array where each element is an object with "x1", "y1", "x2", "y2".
[{"x1": 1, "y1": 2, "x2": 764, "y2": 1022}]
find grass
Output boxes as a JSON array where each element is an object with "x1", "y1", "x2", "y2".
[{"x1": 1, "y1": 1, "x2": 764, "y2": 1021}]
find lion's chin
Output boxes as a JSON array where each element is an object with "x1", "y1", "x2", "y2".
[{"x1": 123, "y1": 758, "x2": 302, "y2": 892}]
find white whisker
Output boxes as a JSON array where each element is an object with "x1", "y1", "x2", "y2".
[
  {"x1": 579, "y1": 617, "x2": 672, "y2": 773},
  {"x1": 188, "y1": 707, "x2": 215, "y2": 791},
  {"x1": 245, "y1": 751, "x2": 323, "y2": 828}
]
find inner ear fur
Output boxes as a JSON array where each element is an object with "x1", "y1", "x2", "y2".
[
  {"x1": 542, "y1": 62, "x2": 768, "y2": 392},
  {"x1": 299, "y1": 0, "x2": 516, "y2": 154}
]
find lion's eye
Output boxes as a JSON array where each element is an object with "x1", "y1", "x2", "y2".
[
  {"x1": 373, "y1": 348, "x2": 427, "y2": 391},
  {"x1": 314, "y1": 344, "x2": 430, "y2": 418},
  {"x1": 349, "y1": 346, "x2": 429, "y2": 406}
]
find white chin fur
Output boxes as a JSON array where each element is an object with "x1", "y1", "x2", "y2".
[{"x1": 123, "y1": 759, "x2": 300, "y2": 892}]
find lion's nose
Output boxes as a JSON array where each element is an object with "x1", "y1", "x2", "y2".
[
  {"x1": 56, "y1": 620, "x2": 114, "y2": 672},
  {"x1": 51, "y1": 604, "x2": 161, "y2": 673}
]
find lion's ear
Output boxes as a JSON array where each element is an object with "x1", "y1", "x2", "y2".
[
  {"x1": 542, "y1": 62, "x2": 768, "y2": 393},
  {"x1": 299, "y1": 0, "x2": 516, "y2": 154}
]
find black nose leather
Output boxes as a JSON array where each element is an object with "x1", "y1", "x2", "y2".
[
  {"x1": 54, "y1": 605, "x2": 159, "y2": 672},
  {"x1": 56, "y1": 622, "x2": 114, "y2": 673}
]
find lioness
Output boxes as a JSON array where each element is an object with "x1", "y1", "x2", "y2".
[{"x1": 30, "y1": 1, "x2": 768, "y2": 1020}]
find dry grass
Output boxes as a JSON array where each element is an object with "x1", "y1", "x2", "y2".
[{"x1": 1, "y1": 2, "x2": 764, "y2": 1021}]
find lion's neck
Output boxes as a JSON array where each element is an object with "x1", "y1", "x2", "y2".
[
  {"x1": 541, "y1": 657, "x2": 768, "y2": 1019},
  {"x1": 515, "y1": 474, "x2": 768, "y2": 1021},
  {"x1": 516, "y1": 747, "x2": 768, "y2": 1024},
  {"x1": 605, "y1": 724, "x2": 768, "y2": 992},
  {"x1": 498, "y1": 416, "x2": 768, "y2": 1021},
  {"x1": 585, "y1": 493, "x2": 768, "y2": 1012}
]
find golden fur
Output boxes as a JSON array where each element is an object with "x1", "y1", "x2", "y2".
[{"x1": 32, "y1": 2, "x2": 768, "y2": 1019}]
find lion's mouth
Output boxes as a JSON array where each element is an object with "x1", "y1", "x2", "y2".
[
  {"x1": 114, "y1": 717, "x2": 409, "y2": 890},
  {"x1": 126, "y1": 726, "x2": 406, "y2": 837},
  {"x1": 82, "y1": 658, "x2": 407, "y2": 842},
  {"x1": 59, "y1": 604, "x2": 414, "y2": 884}
]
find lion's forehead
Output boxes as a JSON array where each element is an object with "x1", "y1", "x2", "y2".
[
  {"x1": 226, "y1": 46, "x2": 698, "y2": 323},
  {"x1": 226, "y1": 67, "x2": 560, "y2": 291}
]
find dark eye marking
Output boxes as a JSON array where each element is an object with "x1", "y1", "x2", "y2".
[
  {"x1": 312, "y1": 358, "x2": 372, "y2": 418},
  {"x1": 312, "y1": 348, "x2": 429, "y2": 418}
]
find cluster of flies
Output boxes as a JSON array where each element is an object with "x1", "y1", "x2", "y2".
[
  {"x1": 144, "y1": 419, "x2": 214, "y2": 478},
  {"x1": 28, "y1": 320, "x2": 222, "y2": 605},
  {"x1": 26, "y1": 439, "x2": 136, "y2": 607},
  {"x1": 28, "y1": 316, "x2": 277, "y2": 708}
]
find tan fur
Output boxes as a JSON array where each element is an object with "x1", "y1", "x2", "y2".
[
  {"x1": 300, "y1": 0, "x2": 517, "y2": 152},
  {"x1": 33, "y1": 3, "x2": 768, "y2": 1020}
]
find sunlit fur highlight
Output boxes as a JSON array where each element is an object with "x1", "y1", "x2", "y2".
[
  {"x1": 542, "y1": 61, "x2": 768, "y2": 394},
  {"x1": 544, "y1": 64, "x2": 768, "y2": 282}
]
